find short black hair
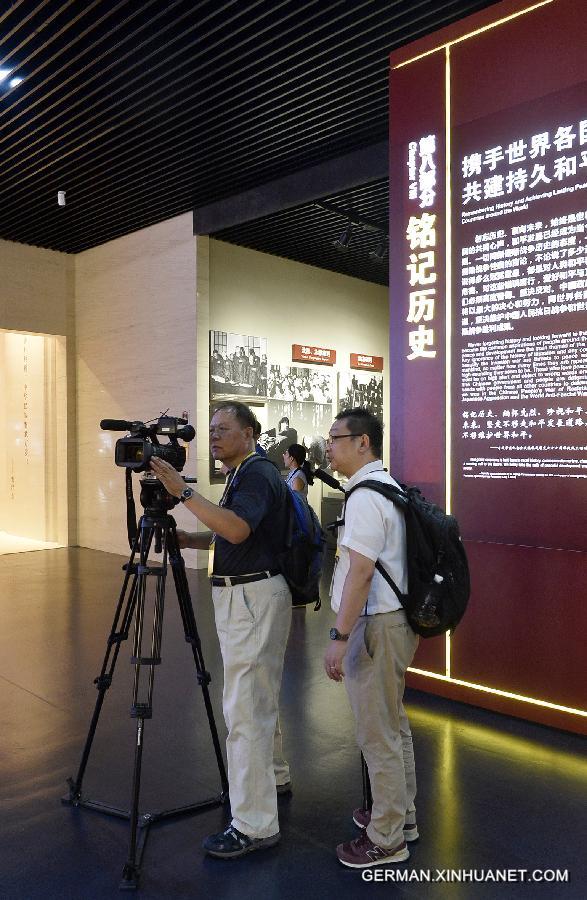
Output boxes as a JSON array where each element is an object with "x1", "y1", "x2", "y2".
[
  {"x1": 287, "y1": 443, "x2": 307, "y2": 467},
  {"x1": 212, "y1": 400, "x2": 256, "y2": 431},
  {"x1": 335, "y1": 407, "x2": 383, "y2": 458},
  {"x1": 253, "y1": 418, "x2": 262, "y2": 438},
  {"x1": 279, "y1": 416, "x2": 289, "y2": 427}
]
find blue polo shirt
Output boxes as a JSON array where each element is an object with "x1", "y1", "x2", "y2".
[{"x1": 213, "y1": 456, "x2": 289, "y2": 576}]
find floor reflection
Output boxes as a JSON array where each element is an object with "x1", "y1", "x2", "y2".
[{"x1": 0, "y1": 531, "x2": 63, "y2": 554}]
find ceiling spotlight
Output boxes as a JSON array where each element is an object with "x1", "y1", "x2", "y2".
[
  {"x1": 332, "y1": 222, "x2": 353, "y2": 251},
  {"x1": 368, "y1": 240, "x2": 387, "y2": 261},
  {"x1": 9, "y1": 76, "x2": 23, "y2": 88},
  {"x1": 0, "y1": 69, "x2": 10, "y2": 83}
]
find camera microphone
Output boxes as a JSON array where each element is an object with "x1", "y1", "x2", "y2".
[
  {"x1": 100, "y1": 419, "x2": 137, "y2": 432},
  {"x1": 312, "y1": 467, "x2": 343, "y2": 492}
]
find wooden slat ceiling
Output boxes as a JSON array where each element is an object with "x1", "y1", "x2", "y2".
[{"x1": 0, "y1": 0, "x2": 499, "y2": 275}]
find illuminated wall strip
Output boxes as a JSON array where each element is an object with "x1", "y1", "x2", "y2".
[
  {"x1": 444, "y1": 44, "x2": 452, "y2": 518},
  {"x1": 393, "y1": 0, "x2": 554, "y2": 70},
  {"x1": 408, "y1": 667, "x2": 587, "y2": 718},
  {"x1": 445, "y1": 45, "x2": 452, "y2": 679}
]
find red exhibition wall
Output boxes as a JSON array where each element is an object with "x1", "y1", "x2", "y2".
[{"x1": 389, "y1": 0, "x2": 587, "y2": 734}]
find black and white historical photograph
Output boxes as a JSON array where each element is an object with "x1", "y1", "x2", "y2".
[
  {"x1": 258, "y1": 400, "x2": 331, "y2": 469},
  {"x1": 267, "y1": 364, "x2": 333, "y2": 404},
  {"x1": 338, "y1": 370, "x2": 384, "y2": 420},
  {"x1": 210, "y1": 331, "x2": 267, "y2": 400}
]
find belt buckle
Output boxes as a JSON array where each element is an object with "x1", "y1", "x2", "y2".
[{"x1": 211, "y1": 575, "x2": 231, "y2": 586}]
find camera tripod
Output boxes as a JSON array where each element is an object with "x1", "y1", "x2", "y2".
[{"x1": 62, "y1": 478, "x2": 229, "y2": 890}]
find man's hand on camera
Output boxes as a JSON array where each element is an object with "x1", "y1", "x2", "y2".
[
  {"x1": 150, "y1": 457, "x2": 250, "y2": 545},
  {"x1": 149, "y1": 458, "x2": 186, "y2": 497}
]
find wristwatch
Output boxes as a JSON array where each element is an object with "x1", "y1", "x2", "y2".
[
  {"x1": 329, "y1": 627, "x2": 349, "y2": 641},
  {"x1": 179, "y1": 486, "x2": 195, "y2": 503}
]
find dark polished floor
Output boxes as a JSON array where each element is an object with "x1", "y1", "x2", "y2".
[{"x1": 1, "y1": 547, "x2": 586, "y2": 900}]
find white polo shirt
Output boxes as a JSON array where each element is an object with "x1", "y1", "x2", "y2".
[{"x1": 330, "y1": 461, "x2": 407, "y2": 616}]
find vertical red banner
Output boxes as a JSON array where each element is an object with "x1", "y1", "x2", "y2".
[
  {"x1": 390, "y1": 0, "x2": 587, "y2": 732},
  {"x1": 389, "y1": 51, "x2": 447, "y2": 673},
  {"x1": 389, "y1": 52, "x2": 447, "y2": 503}
]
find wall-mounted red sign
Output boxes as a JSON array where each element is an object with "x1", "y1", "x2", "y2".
[
  {"x1": 292, "y1": 344, "x2": 336, "y2": 365},
  {"x1": 350, "y1": 353, "x2": 384, "y2": 372}
]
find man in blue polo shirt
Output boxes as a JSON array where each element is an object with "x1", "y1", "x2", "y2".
[{"x1": 150, "y1": 401, "x2": 291, "y2": 859}]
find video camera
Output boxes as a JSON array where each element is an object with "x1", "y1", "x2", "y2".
[{"x1": 100, "y1": 415, "x2": 196, "y2": 473}]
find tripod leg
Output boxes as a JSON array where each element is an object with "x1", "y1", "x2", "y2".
[
  {"x1": 120, "y1": 716, "x2": 146, "y2": 890},
  {"x1": 167, "y1": 522, "x2": 229, "y2": 796},
  {"x1": 64, "y1": 529, "x2": 149, "y2": 804},
  {"x1": 121, "y1": 519, "x2": 168, "y2": 888}
]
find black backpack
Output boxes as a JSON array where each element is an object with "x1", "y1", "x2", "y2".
[
  {"x1": 278, "y1": 486, "x2": 326, "y2": 609},
  {"x1": 343, "y1": 479, "x2": 470, "y2": 637},
  {"x1": 231, "y1": 455, "x2": 326, "y2": 609}
]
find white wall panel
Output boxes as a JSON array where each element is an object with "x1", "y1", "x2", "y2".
[
  {"x1": 0, "y1": 239, "x2": 74, "y2": 544},
  {"x1": 75, "y1": 214, "x2": 197, "y2": 559}
]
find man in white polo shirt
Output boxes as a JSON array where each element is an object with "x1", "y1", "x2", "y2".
[{"x1": 324, "y1": 407, "x2": 419, "y2": 868}]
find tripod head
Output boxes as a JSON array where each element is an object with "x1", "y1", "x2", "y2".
[
  {"x1": 139, "y1": 474, "x2": 181, "y2": 519},
  {"x1": 124, "y1": 471, "x2": 198, "y2": 552}
]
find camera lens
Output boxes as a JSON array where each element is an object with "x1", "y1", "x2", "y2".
[{"x1": 115, "y1": 438, "x2": 152, "y2": 470}]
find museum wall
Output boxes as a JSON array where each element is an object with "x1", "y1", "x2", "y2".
[
  {"x1": 209, "y1": 238, "x2": 388, "y2": 446},
  {"x1": 74, "y1": 213, "x2": 200, "y2": 562},
  {"x1": 0, "y1": 238, "x2": 74, "y2": 336},
  {"x1": 0, "y1": 238, "x2": 75, "y2": 544},
  {"x1": 1, "y1": 219, "x2": 388, "y2": 565},
  {"x1": 190, "y1": 237, "x2": 389, "y2": 565}
]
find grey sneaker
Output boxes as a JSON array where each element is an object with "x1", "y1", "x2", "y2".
[
  {"x1": 352, "y1": 807, "x2": 419, "y2": 841},
  {"x1": 203, "y1": 825, "x2": 280, "y2": 858}
]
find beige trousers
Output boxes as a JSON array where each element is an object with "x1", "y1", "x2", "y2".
[
  {"x1": 345, "y1": 609, "x2": 419, "y2": 849},
  {"x1": 212, "y1": 574, "x2": 292, "y2": 839}
]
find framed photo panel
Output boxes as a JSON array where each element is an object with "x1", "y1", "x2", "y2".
[
  {"x1": 210, "y1": 331, "x2": 267, "y2": 401},
  {"x1": 338, "y1": 370, "x2": 384, "y2": 420}
]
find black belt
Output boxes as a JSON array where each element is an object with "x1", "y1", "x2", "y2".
[{"x1": 210, "y1": 569, "x2": 280, "y2": 587}]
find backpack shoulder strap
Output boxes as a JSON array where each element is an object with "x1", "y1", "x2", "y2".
[
  {"x1": 230, "y1": 453, "x2": 279, "y2": 490},
  {"x1": 342, "y1": 479, "x2": 408, "y2": 605},
  {"x1": 374, "y1": 560, "x2": 404, "y2": 604},
  {"x1": 345, "y1": 478, "x2": 408, "y2": 509}
]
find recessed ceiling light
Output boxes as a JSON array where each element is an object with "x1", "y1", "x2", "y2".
[
  {"x1": 0, "y1": 68, "x2": 10, "y2": 82},
  {"x1": 9, "y1": 76, "x2": 23, "y2": 87}
]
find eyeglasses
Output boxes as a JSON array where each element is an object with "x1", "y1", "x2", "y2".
[{"x1": 326, "y1": 433, "x2": 363, "y2": 444}]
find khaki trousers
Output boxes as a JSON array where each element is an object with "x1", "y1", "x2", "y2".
[
  {"x1": 212, "y1": 574, "x2": 292, "y2": 839},
  {"x1": 345, "y1": 609, "x2": 419, "y2": 849}
]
